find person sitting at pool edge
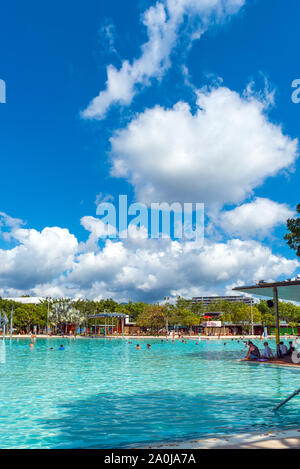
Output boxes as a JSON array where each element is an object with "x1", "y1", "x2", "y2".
[
  {"x1": 278, "y1": 342, "x2": 288, "y2": 358},
  {"x1": 246, "y1": 341, "x2": 260, "y2": 360},
  {"x1": 262, "y1": 342, "x2": 274, "y2": 359},
  {"x1": 287, "y1": 341, "x2": 295, "y2": 356}
]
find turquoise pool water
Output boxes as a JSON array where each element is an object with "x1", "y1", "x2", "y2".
[{"x1": 0, "y1": 337, "x2": 300, "y2": 448}]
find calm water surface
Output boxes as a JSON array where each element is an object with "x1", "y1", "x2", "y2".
[{"x1": 0, "y1": 337, "x2": 300, "y2": 448}]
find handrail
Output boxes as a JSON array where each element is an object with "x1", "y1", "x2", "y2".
[{"x1": 273, "y1": 388, "x2": 300, "y2": 411}]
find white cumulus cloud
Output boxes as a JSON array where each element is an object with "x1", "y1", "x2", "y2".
[
  {"x1": 110, "y1": 85, "x2": 298, "y2": 206},
  {"x1": 219, "y1": 197, "x2": 295, "y2": 238},
  {"x1": 82, "y1": 0, "x2": 245, "y2": 119},
  {"x1": 0, "y1": 226, "x2": 78, "y2": 290},
  {"x1": 60, "y1": 234, "x2": 299, "y2": 302},
  {"x1": 0, "y1": 216, "x2": 298, "y2": 302}
]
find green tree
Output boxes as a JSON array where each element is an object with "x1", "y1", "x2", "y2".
[
  {"x1": 118, "y1": 301, "x2": 147, "y2": 321},
  {"x1": 285, "y1": 204, "x2": 300, "y2": 257},
  {"x1": 136, "y1": 305, "x2": 169, "y2": 334}
]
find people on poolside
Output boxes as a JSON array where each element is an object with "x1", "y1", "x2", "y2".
[
  {"x1": 279, "y1": 341, "x2": 288, "y2": 357},
  {"x1": 246, "y1": 341, "x2": 260, "y2": 360},
  {"x1": 287, "y1": 341, "x2": 295, "y2": 356},
  {"x1": 262, "y1": 342, "x2": 274, "y2": 359}
]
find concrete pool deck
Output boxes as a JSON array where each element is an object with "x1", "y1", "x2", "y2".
[
  {"x1": 238, "y1": 358, "x2": 300, "y2": 368},
  {"x1": 144, "y1": 429, "x2": 300, "y2": 449},
  {"x1": 3, "y1": 334, "x2": 298, "y2": 340}
]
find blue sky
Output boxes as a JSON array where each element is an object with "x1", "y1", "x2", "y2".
[{"x1": 0, "y1": 0, "x2": 299, "y2": 301}]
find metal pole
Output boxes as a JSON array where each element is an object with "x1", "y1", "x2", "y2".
[
  {"x1": 251, "y1": 298, "x2": 254, "y2": 336},
  {"x1": 274, "y1": 388, "x2": 300, "y2": 411},
  {"x1": 273, "y1": 287, "x2": 280, "y2": 357},
  {"x1": 105, "y1": 318, "x2": 107, "y2": 337},
  {"x1": 122, "y1": 318, "x2": 124, "y2": 337}
]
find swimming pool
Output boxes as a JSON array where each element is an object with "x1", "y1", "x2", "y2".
[{"x1": 0, "y1": 337, "x2": 300, "y2": 448}]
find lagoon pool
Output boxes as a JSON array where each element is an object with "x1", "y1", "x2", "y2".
[{"x1": 0, "y1": 337, "x2": 300, "y2": 448}]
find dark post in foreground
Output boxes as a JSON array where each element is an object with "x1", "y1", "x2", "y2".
[{"x1": 273, "y1": 287, "x2": 280, "y2": 357}]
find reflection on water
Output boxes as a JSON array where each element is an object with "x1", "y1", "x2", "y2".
[{"x1": 0, "y1": 340, "x2": 5, "y2": 364}]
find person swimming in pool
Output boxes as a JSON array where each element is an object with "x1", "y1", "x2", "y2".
[
  {"x1": 136, "y1": 344, "x2": 140, "y2": 349},
  {"x1": 59, "y1": 344, "x2": 65, "y2": 350},
  {"x1": 147, "y1": 344, "x2": 151, "y2": 349}
]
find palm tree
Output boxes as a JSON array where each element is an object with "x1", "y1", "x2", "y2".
[{"x1": 49, "y1": 299, "x2": 84, "y2": 334}]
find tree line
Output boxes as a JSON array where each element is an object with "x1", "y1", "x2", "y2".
[{"x1": 1, "y1": 296, "x2": 300, "y2": 334}]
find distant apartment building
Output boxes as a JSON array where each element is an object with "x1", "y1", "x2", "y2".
[{"x1": 191, "y1": 295, "x2": 253, "y2": 307}]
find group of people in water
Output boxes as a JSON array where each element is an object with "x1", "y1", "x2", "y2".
[
  {"x1": 29, "y1": 336, "x2": 65, "y2": 351},
  {"x1": 28, "y1": 334, "x2": 300, "y2": 362},
  {"x1": 246, "y1": 338, "x2": 299, "y2": 361},
  {"x1": 128, "y1": 342, "x2": 152, "y2": 349}
]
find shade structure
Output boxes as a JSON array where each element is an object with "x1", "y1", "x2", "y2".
[
  {"x1": 233, "y1": 280, "x2": 300, "y2": 356},
  {"x1": 233, "y1": 280, "x2": 300, "y2": 303},
  {"x1": 88, "y1": 312, "x2": 127, "y2": 337},
  {"x1": 88, "y1": 313, "x2": 127, "y2": 319}
]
